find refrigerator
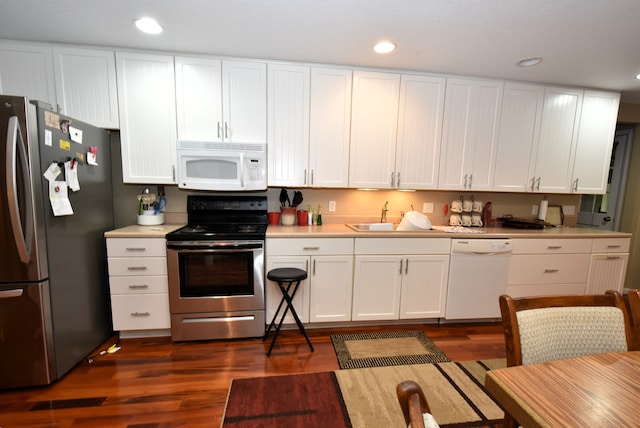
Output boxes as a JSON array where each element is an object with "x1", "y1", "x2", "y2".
[{"x1": 0, "y1": 95, "x2": 114, "y2": 389}]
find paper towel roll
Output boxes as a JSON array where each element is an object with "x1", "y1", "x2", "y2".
[{"x1": 538, "y1": 200, "x2": 548, "y2": 221}]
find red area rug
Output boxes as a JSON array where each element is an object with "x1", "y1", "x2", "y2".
[{"x1": 222, "y1": 371, "x2": 351, "y2": 427}]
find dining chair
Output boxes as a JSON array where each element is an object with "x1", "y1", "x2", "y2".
[
  {"x1": 498, "y1": 290, "x2": 633, "y2": 428},
  {"x1": 396, "y1": 380, "x2": 439, "y2": 428},
  {"x1": 626, "y1": 289, "x2": 640, "y2": 350}
]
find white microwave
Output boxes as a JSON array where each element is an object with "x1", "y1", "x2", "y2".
[{"x1": 177, "y1": 140, "x2": 267, "y2": 191}]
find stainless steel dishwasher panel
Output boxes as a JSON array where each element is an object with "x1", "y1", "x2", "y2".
[{"x1": 445, "y1": 239, "x2": 512, "y2": 320}]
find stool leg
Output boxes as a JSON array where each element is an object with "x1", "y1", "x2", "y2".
[
  {"x1": 282, "y1": 280, "x2": 314, "y2": 353},
  {"x1": 266, "y1": 281, "x2": 295, "y2": 356}
]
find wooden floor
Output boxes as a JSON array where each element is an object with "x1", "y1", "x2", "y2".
[{"x1": 0, "y1": 322, "x2": 505, "y2": 427}]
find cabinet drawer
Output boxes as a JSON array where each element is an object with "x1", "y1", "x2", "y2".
[
  {"x1": 107, "y1": 257, "x2": 167, "y2": 276},
  {"x1": 510, "y1": 238, "x2": 591, "y2": 254},
  {"x1": 354, "y1": 238, "x2": 450, "y2": 255},
  {"x1": 110, "y1": 294, "x2": 170, "y2": 330},
  {"x1": 106, "y1": 238, "x2": 166, "y2": 257},
  {"x1": 109, "y1": 275, "x2": 168, "y2": 294},
  {"x1": 591, "y1": 238, "x2": 630, "y2": 253},
  {"x1": 508, "y1": 254, "x2": 590, "y2": 285},
  {"x1": 267, "y1": 238, "x2": 353, "y2": 255}
]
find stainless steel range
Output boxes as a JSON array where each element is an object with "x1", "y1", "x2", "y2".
[{"x1": 166, "y1": 195, "x2": 267, "y2": 341}]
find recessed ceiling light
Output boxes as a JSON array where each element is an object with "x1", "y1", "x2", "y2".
[
  {"x1": 135, "y1": 17, "x2": 163, "y2": 35},
  {"x1": 635, "y1": 73, "x2": 640, "y2": 80},
  {"x1": 373, "y1": 41, "x2": 396, "y2": 54},
  {"x1": 516, "y1": 57, "x2": 543, "y2": 67}
]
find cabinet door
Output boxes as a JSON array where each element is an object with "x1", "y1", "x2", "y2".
[
  {"x1": 309, "y1": 255, "x2": 354, "y2": 322},
  {"x1": 352, "y1": 255, "x2": 402, "y2": 320},
  {"x1": 493, "y1": 83, "x2": 544, "y2": 192},
  {"x1": 400, "y1": 255, "x2": 449, "y2": 319},
  {"x1": 52, "y1": 47, "x2": 119, "y2": 128},
  {"x1": 309, "y1": 67, "x2": 352, "y2": 188},
  {"x1": 439, "y1": 78, "x2": 503, "y2": 190},
  {"x1": 221, "y1": 60, "x2": 266, "y2": 143},
  {"x1": 0, "y1": 41, "x2": 56, "y2": 107},
  {"x1": 572, "y1": 90, "x2": 620, "y2": 194},
  {"x1": 586, "y1": 253, "x2": 628, "y2": 294},
  {"x1": 395, "y1": 74, "x2": 445, "y2": 190},
  {"x1": 532, "y1": 86, "x2": 583, "y2": 193},
  {"x1": 175, "y1": 56, "x2": 223, "y2": 141},
  {"x1": 349, "y1": 71, "x2": 400, "y2": 189},
  {"x1": 267, "y1": 63, "x2": 310, "y2": 187},
  {"x1": 116, "y1": 52, "x2": 177, "y2": 184},
  {"x1": 265, "y1": 256, "x2": 310, "y2": 324}
]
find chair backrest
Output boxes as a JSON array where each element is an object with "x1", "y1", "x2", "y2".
[
  {"x1": 396, "y1": 380, "x2": 439, "y2": 428},
  {"x1": 499, "y1": 291, "x2": 633, "y2": 367},
  {"x1": 626, "y1": 289, "x2": 640, "y2": 350}
]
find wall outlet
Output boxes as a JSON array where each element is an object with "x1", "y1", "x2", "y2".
[
  {"x1": 328, "y1": 200, "x2": 336, "y2": 212},
  {"x1": 423, "y1": 202, "x2": 434, "y2": 213},
  {"x1": 532, "y1": 205, "x2": 539, "y2": 215},
  {"x1": 562, "y1": 205, "x2": 575, "y2": 215}
]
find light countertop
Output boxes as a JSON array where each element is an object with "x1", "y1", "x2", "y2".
[{"x1": 104, "y1": 223, "x2": 630, "y2": 239}]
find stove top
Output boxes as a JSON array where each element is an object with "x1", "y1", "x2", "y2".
[{"x1": 166, "y1": 195, "x2": 268, "y2": 241}]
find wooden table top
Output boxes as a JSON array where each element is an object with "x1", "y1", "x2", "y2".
[{"x1": 485, "y1": 351, "x2": 640, "y2": 428}]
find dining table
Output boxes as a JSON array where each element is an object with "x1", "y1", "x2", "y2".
[{"x1": 484, "y1": 351, "x2": 640, "y2": 428}]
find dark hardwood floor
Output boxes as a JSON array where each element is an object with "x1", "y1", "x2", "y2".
[{"x1": 0, "y1": 322, "x2": 506, "y2": 427}]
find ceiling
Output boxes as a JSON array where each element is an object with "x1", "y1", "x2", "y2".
[{"x1": 2, "y1": 0, "x2": 640, "y2": 102}]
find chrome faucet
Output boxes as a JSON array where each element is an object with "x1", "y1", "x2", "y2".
[{"x1": 381, "y1": 201, "x2": 389, "y2": 223}]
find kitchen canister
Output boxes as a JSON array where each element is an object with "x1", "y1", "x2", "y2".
[{"x1": 280, "y1": 207, "x2": 296, "y2": 225}]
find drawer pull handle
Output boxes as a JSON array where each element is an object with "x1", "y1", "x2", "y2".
[
  {"x1": 303, "y1": 246, "x2": 320, "y2": 250},
  {"x1": 606, "y1": 245, "x2": 621, "y2": 249},
  {"x1": 128, "y1": 284, "x2": 149, "y2": 289},
  {"x1": 125, "y1": 247, "x2": 147, "y2": 251},
  {"x1": 131, "y1": 312, "x2": 150, "y2": 317},
  {"x1": 546, "y1": 246, "x2": 562, "y2": 250},
  {"x1": 606, "y1": 256, "x2": 621, "y2": 260},
  {"x1": 544, "y1": 269, "x2": 559, "y2": 273},
  {"x1": 127, "y1": 266, "x2": 148, "y2": 270}
]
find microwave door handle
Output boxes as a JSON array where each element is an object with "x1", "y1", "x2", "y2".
[
  {"x1": 6, "y1": 116, "x2": 34, "y2": 263},
  {"x1": 239, "y1": 152, "x2": 245, "y2": 189}
]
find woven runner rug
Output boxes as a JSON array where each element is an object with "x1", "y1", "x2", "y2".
[
  {"x1": 331, "y1": 330, "x2": 451, "y2": 369},
  {"x1": 222, "y1": 359, "x2": 506, "y2": 428}
]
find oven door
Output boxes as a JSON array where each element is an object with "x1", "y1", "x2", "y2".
[{"x1": 167, "y1": 240, "x2": 265, "y2": 314}]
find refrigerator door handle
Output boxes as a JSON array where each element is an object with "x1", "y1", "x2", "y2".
[
  {"x1": 0, "y1": 289, "x2": 24, "y2": 299},
  {"x1": 6, "y1": 116, "x2": 34, "y2": 264}
]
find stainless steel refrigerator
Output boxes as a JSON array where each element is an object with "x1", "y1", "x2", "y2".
[{"x1": 0, "y1": 95, "x2": 114, "y2": 389}]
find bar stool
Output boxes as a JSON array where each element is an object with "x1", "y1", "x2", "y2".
[{"x1": 263, "y1": 267, "x2": 314, "y2": 356}]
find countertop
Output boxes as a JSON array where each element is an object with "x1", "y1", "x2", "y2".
[
  {"x1": 104, "y1": 223, "x2": 631, "y2": 239},
  {"x1": 104, "y1": 224, "x2": 184, "y2": 238}
]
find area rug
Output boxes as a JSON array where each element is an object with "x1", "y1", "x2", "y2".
[
  {"x1": 330, "y1": 330, "x2": 451, "y2": 369},
  {"x1": 222, "y1": 359, "x2": 506, "y2": 428},
  {"x1": 222, "y1": 371, "x2": 351, "y2": 428}
]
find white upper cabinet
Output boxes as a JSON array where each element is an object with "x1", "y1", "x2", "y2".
[
  {"x1": 531, "y1": 86, "x2": 583, "y2": 193},
  {"x1": 116, "y1": 51, "x2": 177, "y2": 184},
  {"x1": 439, "y1": 78, "x2": 503, "y2": 191},
  {"x1": 494, "y1": 83, "x2": 545, "y2": 192},
  {"x1": 175, "y1": 57, "x2": 266, "y2": 143},
  {"x1": 572, "y1": 90, "x2": 620, "y2": 194},
  {"x1": 349, "y1": 71, "x2": 400, "y2": 189},
  {"x1": 0, "y1": 41, "x2": 119, "y2": 128},
  {"x1": 395, "y1": 74, "x2": 446, "y2": 190},
  {"x1": 0, "y1": 40, "x2": 56, "y2": 107},
  {"x1": 267, "y1": 63, "x2": 310, "y2": 187},
  {"x1": 309, "y1": 67, "x2": 352, "y2": 188},
  {"x1": 52, "y1": 46, "x2": 119, "y2": 128}
]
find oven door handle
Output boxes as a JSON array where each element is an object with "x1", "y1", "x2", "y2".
[{"x1": 167, "y1": 241, "x2": 263, "y2": 251}]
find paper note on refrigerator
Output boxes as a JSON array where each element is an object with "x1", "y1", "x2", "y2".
[
  {"x1": 65, "y1": 160, "x2": 80, "y2": 192},
  {"x1": 49, "y1": 181, "x2": 73, "y2": 216},
  {"x1": 68, "y1": 126, "x2": 83, "y2": 144}
]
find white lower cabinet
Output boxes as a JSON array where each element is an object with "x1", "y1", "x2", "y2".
[
  {"x1": 266, "y1": 238, "x2": 354, "y2": 324},
  {"x1": 106, "y1": 238, "x2": 170, "y2": 335},
  {"x1": 506, "y1": 238, "x2": 591, "y2": 298},
  {"x1": 586, "y1": 238, "x2": 630, "y2": 293},
  {"x1": 352, "y1": 238, "x2": 450, "y2": 321}
]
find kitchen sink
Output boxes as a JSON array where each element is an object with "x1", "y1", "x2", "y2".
[{"x1": 345, "y1": 223, "x2": 396, "y2": 231}]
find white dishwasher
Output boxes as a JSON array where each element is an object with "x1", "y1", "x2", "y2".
[{"x1": 444, "y1": 239, "x2": 512, "y2": 320}]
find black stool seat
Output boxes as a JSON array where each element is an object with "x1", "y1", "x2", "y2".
[
  {"x1": 263, "y1": 267, "x2": 314, "y2": 356},
  {"x1": 267, "y1": 267, "x2": 308, "y2": 282}
]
